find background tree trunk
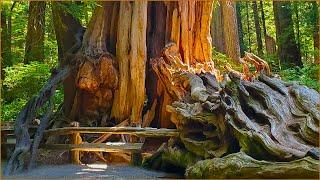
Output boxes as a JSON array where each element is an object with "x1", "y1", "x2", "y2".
[
  {"x1": 24, "y1": 1, "x2": 46, "y2": 63},
  {"x1": 1, "y1": 2, "x2": 15, "y2": 79},
  {"x1": 312, "y1": 1, "x2": 319, "y2": 84},
  {"x1": 1, "y1": 9, "x2": 9, "y2": 79},
  {"x1": 313, "y1": 2, "x2": 319, "y2": 61},
  {"x1": 221, "y1": 0, "x2": 241, "y2": 63},
  {"x1": 293, "y1": 3, "x2": 301, "y2": 56},
  {"x1": 273, "y1": 1, "x2": 302, "y2": 68},
  {"x1": 236, "y1": 2, "x2": 245, "y2": 57},
  {"x1": 252, "y1": 1, "x2": 263, "y2": 56},
  {"x1": 260, "y1": 1, "x2": 267, "y2": 42},
  {"x1": 246, "y1": 2, "x2": 252, "y2": 52},
  {"x1": 211, "y1": 3, "x2": 225, "y2": 54}
]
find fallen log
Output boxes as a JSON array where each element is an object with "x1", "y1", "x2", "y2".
[
  {"x1": 146, "y1": 43, "x2": 320, "y2": 178},
  {"x1": 185, "y1": 151, "x2": 319, "y2": 179}
]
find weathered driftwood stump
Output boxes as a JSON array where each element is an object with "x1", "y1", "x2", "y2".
[{"x1": 144, "y1": 43, "x2": 320, "y2": 178}]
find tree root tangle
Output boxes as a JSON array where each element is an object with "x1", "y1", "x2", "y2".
[{"x1": 146, "y1": 43, "x2": 320, "y2": 178}]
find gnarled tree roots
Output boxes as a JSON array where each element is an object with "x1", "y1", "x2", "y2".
[{"x1": 145, "y1": 43, "x2": 320, "y2": 178}]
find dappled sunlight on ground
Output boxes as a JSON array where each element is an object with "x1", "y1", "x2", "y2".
[{"x1": 3, "y1": 163, "x2": 183, "y2": 179}]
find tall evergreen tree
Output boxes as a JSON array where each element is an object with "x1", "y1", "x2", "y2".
[
  {"x1": 24, "y1": 1, "x2": 46, "y2": 63},
  {"x1": 222, "y1": 0, "x2": 241, "y2": 62},
  {"x1": 252, "y1": 1, "x2": 263, "y2": 56},
  {"x1": 273, "y1": 1, "x2": 302, "y2": 67},
  {"x1": 236, "y1": 2, "x2": 245, "y2": 57}
]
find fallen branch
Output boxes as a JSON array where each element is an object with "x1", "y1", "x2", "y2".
[{"x1": 4, "y1": 67, "x2": 71, "y2": 176}]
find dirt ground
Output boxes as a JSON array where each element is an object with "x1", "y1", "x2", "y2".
[{"x1": 2, "y1": 163, "x2": 182, "y2": 179}]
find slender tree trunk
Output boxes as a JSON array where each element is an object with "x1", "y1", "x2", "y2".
[
  {"x1": 313, "y1": 1, "x2": 319, "y2": 84},
  {"x1": 293, "y1": 3, "x2": 301, "y2": 57},
  {"x1": 1, "y1": 10, "x2": 7, "y2": 80},
  {"x1": 246, "y1": 2, "x2": 251, "y2": 52},
  {"x1": 221, "y1": 0, "x2": 241, "y2": 63},
  {"x1": 7, "y1": 2, "x2": 15, "y2": 65},
  {"x1": 252, "y1": 1, "x2": 263, "y2": 56},
  {"x1": 24, "y1": 1, "x2": 46, "y2": 63},
  {"x1": 260, "y1": 0, "x2": 274, "y2": 56},
  {"x1": 236, "y1": 2, "x2": 245, "y2": 57},
  {"x1": 260, "y1": 1, "x2": 267, "y2": 40},
  {"x1": 1, "y1": 10, "x2": 9, "y2": 69},
  {"x1": 273, "y1": 1, "x2": 302, "y2": 68}
]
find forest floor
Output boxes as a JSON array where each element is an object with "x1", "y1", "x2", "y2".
[{"x1": 2, "y1": 162, "x2": 183, "y2": 179}]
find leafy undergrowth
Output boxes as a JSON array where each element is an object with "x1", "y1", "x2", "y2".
[
  {"x1": 1, "y1": 62, "x2": 63, "y2": 122},
  {"x1": 279, "y1": 65, "x2": 319, "y2": 91}
]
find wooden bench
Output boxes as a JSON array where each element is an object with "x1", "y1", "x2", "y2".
[
  {"x1": 1, "y1": 126, "x2": 38, "y2": 159},
  {"x1": 43, "y1": 127, "x2": 179, "y2": 165}
]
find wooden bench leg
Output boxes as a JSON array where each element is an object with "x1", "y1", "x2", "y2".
[
  {"x1": 1, "y1": 131, "x2": 8, "y2": 159},
  {"x1": 131, "y1": 152, "x2": 142, "y2": 166},
  {"x1": 71, "y1": 132, "x2": 82, "y2": 164}
]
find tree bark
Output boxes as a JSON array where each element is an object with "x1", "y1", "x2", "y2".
[
  {"x1": 147, "y1": 48, "x2": 319, "y2": 178},
  {"x1": 252, "y1": 1, "x2": 263, "y2": 56},
  {"x1": 211, "y1": 3, "x2": 225, "y2": 54},
  {"x1": 186, "y1": 152, "x2": 319, "y2": 179},
  {"x1": 24, "y1": 1, "x2": 46, "y2": 63},
  {"x1": 273, "y1": 1, "x2": 302, "y2": 68},
  {"x1": 221, "y1": 0, "x2": 241, "y2": 63}
]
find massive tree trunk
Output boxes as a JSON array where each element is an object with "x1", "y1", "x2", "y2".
[
  {"x1": 24, "y1": 1, "x2": 46, "y2": 63},
  {"x1": 64, "y1": 1, "x2": 214, "y2": 128},
  {"x1": 273, "y1": 1, "x2": 302, "y2": 68}
]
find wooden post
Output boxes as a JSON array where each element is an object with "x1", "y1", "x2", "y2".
[
  {"x1": 1, "y1": 130, "x2": 9, "y2": 159},
  {"x1": 131, "y1": 151, "x2": 142, "y2": 166},
  {"x1": 70, "y1": 132, "x2": 82, "y2": 164}
]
